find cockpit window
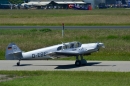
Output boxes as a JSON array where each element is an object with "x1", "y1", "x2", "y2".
[
  {"x1": 77, "y1": 42, "x2": 81, "y2": 47},
  {"x1": 74, "y1": 42, "x2": 81, "y2": 48},
  {"x1": 59, "y1": 41, "x2": 82, "y2": 50},
  {"x1": 70, "y1": 44, "x2": 74, "y2": 48},
  {"x1": 57, "y1": 46, "x2": 62, "y2": 51},
  {"x1": 63, "y1": 45, "x2": 68, "y2": 49}
]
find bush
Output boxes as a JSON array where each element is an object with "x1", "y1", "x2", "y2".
[
  {"x1": 30, "y1": 28, "x2": 38, "y2": 32},
  {"x1": 107, "y1": 35, "x2": 118, "y2": 39},
  {"x1": 122, "y1": 35, "x2": 130, "y2": 40},
  {"x1": 39, "y1": 28, "x2": 52, "y2": 32}
]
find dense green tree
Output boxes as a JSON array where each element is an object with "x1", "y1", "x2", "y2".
[{"x1": 9, "y1": 0, "x2": 23, "y2": 4}]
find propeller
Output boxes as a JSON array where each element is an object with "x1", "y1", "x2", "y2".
[
  {"x1": 96, "y1": 42, "x2": 105, "y2": 51},
  {"x1": 97, "y1": 42, "x2": 105, "y2": 48}
]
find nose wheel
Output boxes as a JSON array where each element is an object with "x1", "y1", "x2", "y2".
[{"x1": 17, "y1": 59, "x2": 20, "y2": 66}]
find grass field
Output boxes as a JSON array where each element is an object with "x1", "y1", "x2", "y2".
[
  {"x1": 0, "y1": 9, "x2": 130, "y2": 25},
  {"x1": 0, "y1": 71, "x2": 130, "y2": 86},
  {"x1": 0, "y1": 29, "x2": 130, "y2": 60}
]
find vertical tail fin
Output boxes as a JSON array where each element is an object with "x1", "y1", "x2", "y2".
[{"x1": 5, "y1": 43, "x2": 23, "y2": 60}]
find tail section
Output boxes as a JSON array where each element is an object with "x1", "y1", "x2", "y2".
[{"x1": 5, "y1": 43, "x2": 23, "y2": 60}]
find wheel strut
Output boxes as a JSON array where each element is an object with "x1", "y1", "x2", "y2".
[{"x1": 75, "y1": 55, "x2": 87, "y2": 66}]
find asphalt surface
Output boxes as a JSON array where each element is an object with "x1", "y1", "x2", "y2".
[
  {"x1": 0, "y1": 26, "x2": 130, "y2": 29},
  {"x1": 0, "y1": 60, "x2": 130, "y2": 72}
]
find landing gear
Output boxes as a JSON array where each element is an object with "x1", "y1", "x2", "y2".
[
  {"x1": 17, "y1": 62, "x2": 20, "y2": 66},
  {"x1": 75, "y1": 55, "x2": 87, "y2": 66},
  {"x1": 75, "y1": 60, "x2": 81, "y2": 66},
  {"x1": 17, "y1": 59, "x2": 20, "y2": 66}
]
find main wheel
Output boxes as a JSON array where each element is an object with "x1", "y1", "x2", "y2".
[
  {"x1": 81, "y1": 59, "x2": 87, "y2": 66},
  {"x1": 75, "y1": 60, "x2": 81, "y2": 66},
  {"x1": 17, "y1": 62, "x2": 20, "y2": 66}
]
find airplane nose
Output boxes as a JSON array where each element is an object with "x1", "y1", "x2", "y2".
[{"x1": 98, "y1": 43, "x2": 105, "y2": 48}]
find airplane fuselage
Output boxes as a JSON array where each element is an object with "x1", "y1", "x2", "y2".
[
  {"x1": 22, "y1": 44, "x2": 61, "y2": 59},
  {"x1": 21, "y1": 43, "x2": 100, "y2": 60}
]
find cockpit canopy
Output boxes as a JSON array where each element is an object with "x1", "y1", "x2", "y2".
[{"x1": 57, "y1": 41, "x2": 82, "y2": 51}]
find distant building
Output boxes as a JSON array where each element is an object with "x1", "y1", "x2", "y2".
[
  {"x1": 83, "y1": 0, "x2": 106, "y2": 8},
  {"x1": 29, "y1": 0, "x2": 91, "y2": 8},
  {"x1": 106, "y1": 0, "x2": 115, "y2": 4},
  {"x1": 28, "y1": 0, "x2": 128, "y2": 9},
  {"x1": 27, "y1": 0, "x2": 89, "y2": 9},
  {"x1": 0, "y1": 0, "x2": 10, "y2": 9},
  {"x1": 24, "y1": 0, "x2": 30, "y2": 3},
  {"x1": 0, "y1": 0, "x2": 9, "y2": 4}
]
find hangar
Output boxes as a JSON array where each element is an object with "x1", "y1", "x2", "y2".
[
  {"x1": 0, "y1": 0, "x2": 128, "y2": 9},
  {"x1": 24, "y1": 0, "x2": 91, "y2": 9},
  {"x1": 28, "y1": 0, "x2": 127, "y2": 9},
  {"x1": 28, "y1": 0, "x2": 97, "y2": 9}
]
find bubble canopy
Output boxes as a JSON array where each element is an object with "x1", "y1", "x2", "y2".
[{"x1": 57, "y1": 41, "x2": 82, "y2": 51}]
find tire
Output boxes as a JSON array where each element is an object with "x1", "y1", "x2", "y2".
[
  {"x1": 17, "y1": 62, "x2": 20, "y2": 66},
  {"x1": 75, "y1": 60, "x2": 81, "y2": 66}
]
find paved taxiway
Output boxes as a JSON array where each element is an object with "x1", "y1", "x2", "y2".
[
  {"x1": 0, "y1": 60, "x2": 130, "y2": 72},
  {"x1": 0, "y1": 26, "x2": 130, "y2": 29}
]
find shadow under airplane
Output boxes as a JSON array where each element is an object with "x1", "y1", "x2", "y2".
[
  {"x1": 55, "y1": 62, "x2": 102, "y2": 69},
  {"x1": 34, "y1": 62, "x2": 104, "y2": 69},
  {"x1": 13, "y1": 64, "x2": 32, "y2": 66},
  {"x1": 13, "y1": 62, "x2": 116, "y2": 69}
]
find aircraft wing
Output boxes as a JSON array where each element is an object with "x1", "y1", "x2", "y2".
[
  {"x1": 47, "y1": 48, "x2": 88, "y2": 57},
  {"x1": 47, "y1": 50, "x2": 81, "y2": 57},
  {"x1": 55, "y1": 50, "x2": 80, "y2": 56},
  {"x1": 47, "y1": 42, "x2": 105, "y2": 57}
]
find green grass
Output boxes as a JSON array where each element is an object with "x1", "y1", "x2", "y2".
[
  {"x1": 0, "y1": 29, "x2": 130, "y2": 60},
  {"x1": 0, "y1": 9, "x2": 130, "y2": 26},
  {"x1": 0, "y1": 71, "x2": 130, "y2": 86}
]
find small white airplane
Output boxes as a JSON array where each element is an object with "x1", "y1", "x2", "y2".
[{"x1": 5, "y1": 41, "x2": 105, "y2": 66}]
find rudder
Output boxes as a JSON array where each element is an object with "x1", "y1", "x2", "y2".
[{"x1": 5, "y1": 43, "x2": 23, "y2": 60}]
